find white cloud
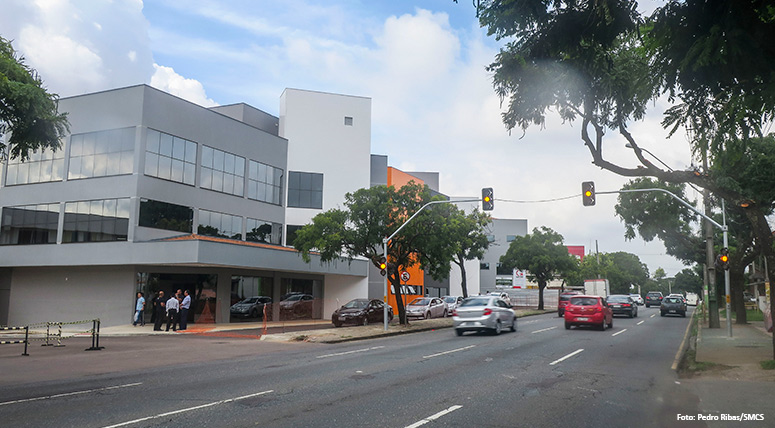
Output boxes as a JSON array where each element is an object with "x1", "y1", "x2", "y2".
[{"x1": 150, "y1": 64, "x2": 218, "y2": 107}]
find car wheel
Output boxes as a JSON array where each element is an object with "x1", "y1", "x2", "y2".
[
  {"x1": 660, "y1": 311, "x2": 665, "y2": 317},
  {"x1": 646, "y1": 304, "x2": 650, "y2": 308},
  {"x1": 565, "y1": 322, "x2": 571, "y2": 330},
  {"x1": 634, "y1": 309, "x2": 638, "y2": 318},
  {"x1": 608, "y1": 318, "x2": 613, "y2": 329},
  {"x1": 424, "y1": 312, "x2": 430, "y2": 320},
  {"x1": 362, "y1": 316, "x2": 369, "y2": 326},
  {"x1": 493, "y1": 320, "x2": 502, "y2": 335},
  {"x1": 456, "y1": 329, "x2": 463, "y2": 336},
  {"x1": 558, "y1": 311, "x2": 563, "y2": 317},
  {"x1": 510, "y1": 317, "x2": 517, "y2": 332},
  {"x1": 599, "y1": 320, "x2": 606, "y2": 331},
  {"x1": 681, "y1": 311, "x2": 686, "y2": 317},
  {"x1": 333, "y1": 321, "x2": 342, "y2": 328},
  {"x1": 442, "y1": 310, "x2": 447, "y2": 318},
  {"x1": 250, "y1": 308, "x2": 259, "y2": 318}
]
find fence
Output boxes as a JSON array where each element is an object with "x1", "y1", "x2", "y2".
[
  {"x1": 0, "y1": 319, "x2": 103, "y2": 356},
  {"x1": 510, "y1": 295, "x2": 558, "y2": 309}
]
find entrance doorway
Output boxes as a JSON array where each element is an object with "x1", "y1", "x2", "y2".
[{"x1": 137, "y1": 273, "x2": 218, "y2": 325}]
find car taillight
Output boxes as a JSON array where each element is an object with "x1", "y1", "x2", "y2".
[
  {"x1": 622, "y1": 303, "x2": 631, "y2": 307},
  {"x1": 483, "y1": 308, "x2": 493, "y2": 316},
  {"x1": 594, "y1": 306, "x2": 602, "y2": 313},
  {"x1": 451, "y1": 309, "x2": 457, "y2": 316}
]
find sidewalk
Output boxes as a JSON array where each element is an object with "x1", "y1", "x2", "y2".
[{"x1": 693, "y1": 317, "x2": 775, "y2": 381}]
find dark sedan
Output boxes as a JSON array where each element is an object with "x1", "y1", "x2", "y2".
[
  {"x1": 607, "y1": 294, "x2": 638, "y2": 318},
  {"x1": 230, "y1": 296, "x2": 272, "y2": 319},
  {"x1": 332, "y1": 298, "x2": 393, "y2": 327},
  {"x1": 660, "y1": 296, "x2": 687, "y2": 317}
]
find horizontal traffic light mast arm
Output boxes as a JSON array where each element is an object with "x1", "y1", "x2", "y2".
[
  {"x1": 383, "y1": 198, "x2": 480, "y2": 244},
  {"x1": 598, "y1": 188, "x2": 725, "y2": 231}
]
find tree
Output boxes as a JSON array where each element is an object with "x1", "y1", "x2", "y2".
[
  {"x1": 566, "y1": 251, "x2": 649, "y2": 294},
  {"x1": 293, "y1": 182, "x2": 460, "y2": 324},
  {"x1": 1, "y1": 36, "x2": 69, "y2": 161},
  {"x1": 435, "y1": 207, "x2": 491, "y2": 298},
  {"x1": 499, "y1": 226, "x2": 577, "y2": 310}
]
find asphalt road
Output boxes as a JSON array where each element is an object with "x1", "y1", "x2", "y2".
[{"x1": 0, "y1": 306, "x2": 766, "y2": 428}]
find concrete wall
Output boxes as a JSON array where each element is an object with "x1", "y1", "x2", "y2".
[
  {"x1": 479, "y1": 218, "x2": 529, "y2": 293},
  {"x1": 8, "y1": 266, "x2": 135, "y2": 327},
  {"x1": 322, "y1": 275, "x2": 369, "y2": 320}
]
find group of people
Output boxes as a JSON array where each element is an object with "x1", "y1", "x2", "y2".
[{"x1": 133, "y1": 289, "x2": 192, "y2": 332}]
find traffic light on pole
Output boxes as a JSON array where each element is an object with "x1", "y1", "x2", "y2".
[
  {"x1": 715, "y1": 248, "x2": 729, "y2": 270},
  {"x1": 582, "y1": 181, "x2": 596, "y2": 206},
  {"x1": 482, "y1": 187, "x2": 494, "y2": 211},
  {"x1": 379, "y1": 256, "x2": 387, "y2": 276}
]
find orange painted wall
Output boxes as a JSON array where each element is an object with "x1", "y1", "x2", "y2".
[{"x1": 386, "y1": 167, "x2": 426, "y2": 312}]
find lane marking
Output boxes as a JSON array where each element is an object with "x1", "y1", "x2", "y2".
[
  {"x1": 650, "y1": 314, "x2": 656, "y2": 318},
  {"x1": 637, "y1": 321, "x2": 645, "y2": 325},
  {"x1": 316, "y1": 346, "x2": 385, "y2": 359},
  {"x1": 549, "y1": 349, "x2": 584, "y2": 366},
  {"x1": 405, "y1": 405, "x2": 463, "y2": 428},
  {"x1": 0, "y1": 382, "x2": 142, "y2": 407},
  {"x1": 423, "y1": 345, "x2": 476, "y2": 359},
  {"x1": 612, "y1": 329, "x2": 627, "y2": 337},
  {"x1": 531, "y1": 326, "x2": 557, "y2": 334},
  {"x1": 101, "y1": 390, "x2": 273, "y2": 428}
]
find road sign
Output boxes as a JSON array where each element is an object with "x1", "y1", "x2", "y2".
[{"x1": 401, "y1": 271, "x2": 410, "y2": 282}]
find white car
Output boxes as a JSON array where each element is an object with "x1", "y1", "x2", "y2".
[
  {"x1": 442, "y1": 296, "x2": 464, "y2": 316},
  {"x1": 629, "y1": 293, "x2": 644, "y2": 305},
  {"x1": 406, "y1": 297, "x2": 448, "y2": 319},
  {"x1": 487, "y1": 292, "x2": 512, "y2": 307},
  {"x1": 453, "y1": 296, "x2": 517, "y2": 336}
]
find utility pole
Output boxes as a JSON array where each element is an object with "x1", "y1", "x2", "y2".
[{"x1": 704, "y1": 153, "x2": 720, "y2": 328}]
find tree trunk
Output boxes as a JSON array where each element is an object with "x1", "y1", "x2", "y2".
[
  {"x1": 538, "y1": 280, "x2": 546, "y2": 310},
  {"x1": 456, "y1": 255, "x2": 469, "y2": 298},
  {"x1": 731, "y1": 268, "x2": 747, "y2": 324},
  {"x1": 391, "y1": 272, "x2": 408, "y2": 325}
]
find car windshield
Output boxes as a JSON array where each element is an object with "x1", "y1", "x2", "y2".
[
  {"x1": 664, "y1": 297, "x2": 682, "y2": 303},
  {"x1": 559, "y1": 293, "x2": 578, "y2": 301},
  {"x1": 409, "y1": 298, "x2": 431, "y2": 306},
  {"x1": 630, "y1": 294, "x2": 640, "y2": 298},
  {"x1": 570, "y1": 297, "x2": 599, "y2": 306},
  {"x1": 284, "y1": 295, "x2": 304, "y2": 301},
  {"x1": 459, "y1": 297, "x2": 490, "y2": 307},
  {"x1": 239, "y1": 298, "x2": 258, "y2": 304},
  {"x1": 343, "y1": 299, "x2": 368, "y2": 309},
  {"x1": 443, "y1": 297, "x2": 457, "y2": 303},
  {"x1": 607, "y1": 295, "x2": 630, "y2": 303}
]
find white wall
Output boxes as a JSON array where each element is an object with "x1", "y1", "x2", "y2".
[
  {"x1": 8, "y1": 266, "x2": 135, "y2": 328},
  {"x1": 280, "y1": 89, "x2": 372, "y2": 234},
  {"x1": 323, "y1": 275, "x2": 369, "y2": 319}
]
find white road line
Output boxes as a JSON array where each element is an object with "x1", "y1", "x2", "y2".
[
  {"x1": 612, "y1": 329, "x2": 627, "y2": 337},
  {"x1": 101, "y1": 390, "x2": 273, "y2": 428},
  {"x1": 650, "y1": 314, "x2": 656, "y2": 318},
  {"x1": 549, "y1": 349, "x2": 584, "y2": 366},
  {"x1": 637, "y1": 320, "x2": 645, "y2": 325},
  {"x1": 316, "y1": 346, "x2": 385, "y2": 359},
  {"x1": 531, "y1": 326, "x2": 557, "y2": 334},
  {"x1": 405, "y1": 405, "x2": 463, "y2": 428},
  {"x1": 423, "y1": 345, "x2": 476, "y2": 359},
  {"x1": 0, "y1": 382, "x2": 142, "y2": 407}
]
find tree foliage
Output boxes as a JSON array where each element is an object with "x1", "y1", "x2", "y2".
[
  {"x1": 499, "y1": 226, "x2": 577, "y2": 309},
  {"x1": 0, "y1": 36, "x2": 69, "y2": 161},
  {"x1": 567, "y1": 251, "x2": 649, "y2": 294}
]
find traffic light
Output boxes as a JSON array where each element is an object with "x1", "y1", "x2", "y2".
[
  {"x1": 715, "y1": 248, "x2": 730, "y2": 270},
  {"x1": 582, "y1": 181, "x2": 595, "y2": 206},
  {"x1": 482, "y1": 187, "x2": 494, "y2": 211},
  {"x1": 379, "y1": 256, "x2": 387, "y2": 276}
]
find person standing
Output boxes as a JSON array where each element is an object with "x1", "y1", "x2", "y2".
[
  {"x1": 153, "y1": 291, "x2": 166, "y2": 331},
  {"x1": 133, "y1": 292, "x2": 145, "y2": 326},
  {"x1": 166, "y1": 292, "x2": 180, "y2": 332},
  {"x1": 179, "y1": 289, "x2": 191, "y2": 331}
]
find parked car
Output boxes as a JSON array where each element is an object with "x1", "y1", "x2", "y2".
[
  {"x1": 230, "y1": 296, "x2": 272, "y2": 319},
  {"x1": 406, "y1": 297, "x2": 448, "y2": 319},
  {"x1": 331, "y1": 298, "x2": 392, "y2": 327},
  {"x1": 558, "y1": 290, "x2": 582, "y2": 317},
  {"x1": 442, "y1": 296, "x2": 464, "y2": 316},
  {"x1": 629, "y1": 293, "x2": 644, "y2": 306},
  {"x1": 660, "y1": 296, "x2": 687, "y2": 317},
  {"x1": 607, "y1": 294, "x2": 638, "y2": 318},
  {"x1": 453, "y1": 296, "x2": 517, "y2": 336},
  {"x1": 487, "y1": 292, "x2": 512, "y2": 307},
  {"x1": 279, "y1": 293, "x2": 315, "y2": 318},
  {"x1": 645, "y1": 291, "x2": 664, "y2": 308},
  {"x1": 564, "y1": 295, "x2": 613, "y2": 331}
]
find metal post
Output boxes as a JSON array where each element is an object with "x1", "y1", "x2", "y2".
[
  {"x1": 22, "y1": 326, "x2": 29, "y2": 356},
  {"x1": 55, "y1": 322, "x2": 64, "y2": 347},
  {"x1": 42, "y1": 322, "x2": 52, "y2": 346},
  {"x1": 383, "y1": 239, "x2": 389, "y2": 331},
  {"x1": 722, "y1": 200, "x2": 732, "y2": 337}
]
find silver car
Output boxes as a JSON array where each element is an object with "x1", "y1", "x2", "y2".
[
  {"x1": 453, "y1": 296, "x2": 517, "y2": 336},
  {"x1": 406, "y1": 297, "x2": 448, "y2": 319},
  {"x1": 442, "y1": 295, "x2": 463, "y2": 316}
]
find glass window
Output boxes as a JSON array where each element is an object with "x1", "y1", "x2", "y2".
[
  {"x1": 198, "y1": 209, "x2": 242, "y2": 240},
  {"x1": 0, "y1": 203, "x2": 60, "y2": 245},
  {"x1": 68, "y1": 128, "x2": 134, "y2": 180},
  {"x1": 144, "y1": 129, "x2": 197, "y2": 186},
  {"x1": 5, "y1": 142, "x2": 66, "y2": 185},
  {"x1": 200, "y1": 146, "x2": 244, "y2": 196},
  {"x1": 247, "y1": 160, "x2": 283, "y2": 205},
  {"x1": 138, "y1": 199, "x2": 193, "y2": 233},
  {"x1": 62, "y1": 198, "x2": 130, "y2": 243},
  {"x1": 285, "y1": 225, "x2": 304, "y2": 247},
  {"x1": 246, "y1": 218, "x2": 282, "y2": 245},
  {"x1": 287, "y1": 171, "x2": 323, "y2": 209}
]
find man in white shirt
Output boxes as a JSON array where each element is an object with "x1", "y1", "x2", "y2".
[
  {"x1": 165, "y1": 294, "x2": 180, "y2": 332},
  {"x1": 179, "y1": 290, "x2": 191, "y2": 331}
]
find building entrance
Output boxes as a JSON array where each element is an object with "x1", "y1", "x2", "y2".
[{"x1": 137, "y1": 273, "x2": 217, "y2": 325}]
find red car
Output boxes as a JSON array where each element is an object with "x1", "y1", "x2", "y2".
[
  {"x1": 564, "y1": 295, "x2": 613, "y2": 331},
  {"x1": 558, "y1": 290, "x2": 581, "y2": 317}
]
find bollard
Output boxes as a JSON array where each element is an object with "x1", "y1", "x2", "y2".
[
  {"x1": 54, "y1": 322, "x2": 65, "y2": 347},
  {"x1": 42, "y1": 322, "x2": 53, "y2": 347},
  {"x1": 22, "y1": 326, "x2": 29, "y2": 356},
  {"x1": 85, "y1": 319, "x2": 104, "y2": 351}
]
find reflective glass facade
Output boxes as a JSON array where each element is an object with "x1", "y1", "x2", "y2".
[
  {"x1": 246, "y1": 218, "x2": 282, "y2": 245},
  {"x1": 198, "y1": 209, "x2": 242, "y2": 240},
  {"x1": 68, "y1": 128, "x2": 134, "y2": 179},
  {"x1": 138, "y1": 199, "x2": 194, "y2": 233},
  {"x1": 5, "y1": 146, "x2": 65, "y2": 186},
  {"x1": 0, "y1": 203, "x2": 60, "y2": 245},
  {"x1": 247, "y1": 160, "x2": 283, "y2": 205},
  {"x1": 201, "y1": 146, "x2": 245, "y2": 196},
  {"x1": 62, "y1": 198, "x2": 130, "y2": 243},
  {"x1": 144, "y1": 129, "x2": 197, "y2": 185},
  {"x1": 287, "y1": 171, "x2": 323, "y2": 209}
]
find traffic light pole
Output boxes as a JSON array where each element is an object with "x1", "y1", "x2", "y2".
[
  {"x1": 600, "y1": 187, "x2": 732, "y2": 337},
  {"x1": 382, "y1": 198, "x2": 481, "y2": 331}
]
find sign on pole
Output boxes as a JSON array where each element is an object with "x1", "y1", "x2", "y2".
[
  {"x1": 401, "y1": 271, "x2": 411, "y2": 282},
  {"x1": 512, "y1": 269, "x2": 526, "y2": 289}
]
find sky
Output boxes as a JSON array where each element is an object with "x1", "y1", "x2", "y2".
[{"x1": 0, "y1": 0, "x2": 697, "y2": 277}]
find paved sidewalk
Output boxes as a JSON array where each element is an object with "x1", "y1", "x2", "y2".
[{"x1": 693, "y1": 317, "x2": 775, "y2": 381}]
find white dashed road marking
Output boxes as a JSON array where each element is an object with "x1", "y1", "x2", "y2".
[
  {"x1": 405, "y1": 405, "x2": 463, "y2": 428},
  {"x1": 550, "y1": 349, "x2": 584, "y2": 366}
]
